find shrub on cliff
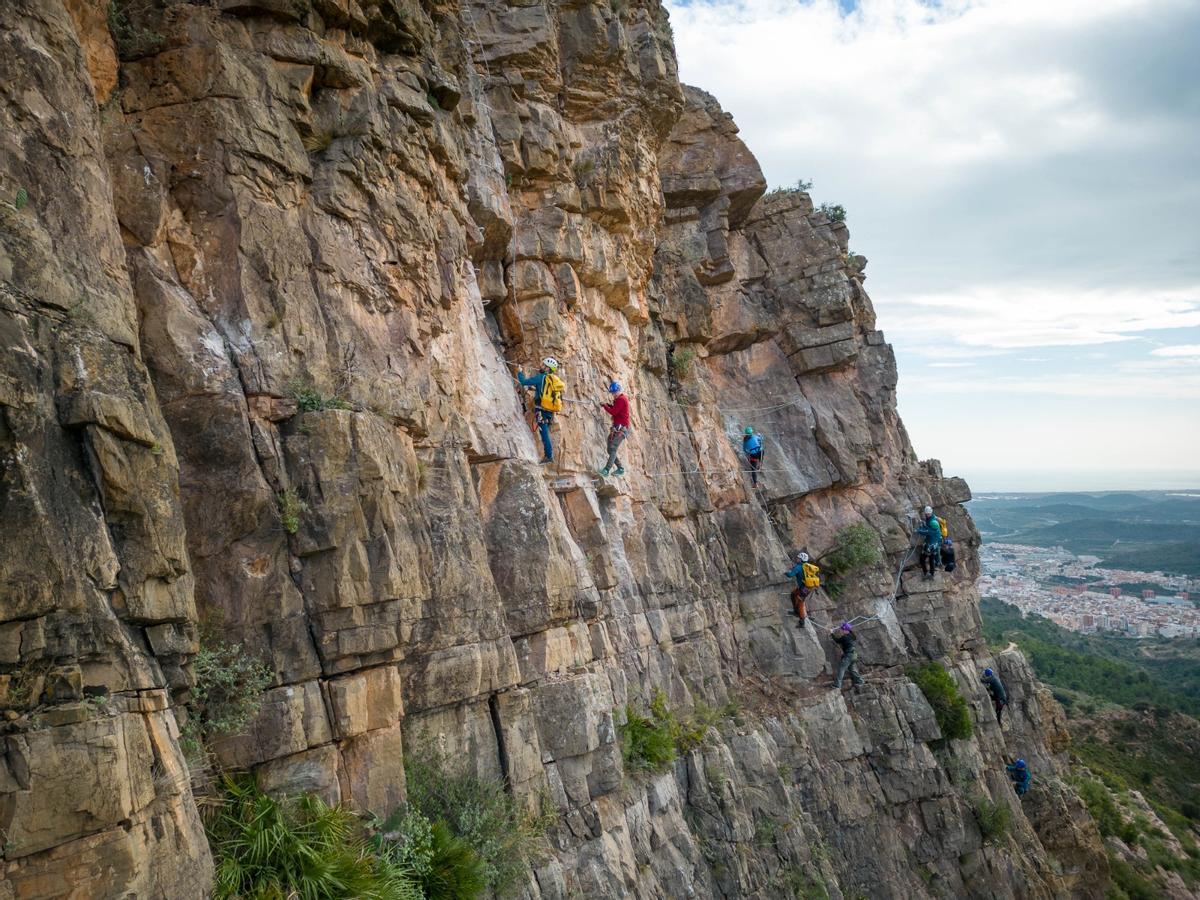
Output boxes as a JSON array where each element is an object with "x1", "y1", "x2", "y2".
[
  {"x1": 185, "y1": 637, "x2": 272, "y2": 748},
  {"x1": 820, "y1": 523, "x2": 882, "y2": 596},
  {"x1": 209, "y1": 775, "x2": 421, "y2": 900},
  {"x1": 402, "y1": 754, "x2": 553, "y2": 897},
  {"x1": 374, "y1": 808, "x2": 487, "y2": 900},
  {"x1": 621, "y1": 695, "x2": 677, "y2": 774},
  {"x1": 908, "y1": 661, "x2": 973, "y2": 740},
  {"x1": 974, "y1": 797, "x2": 1012, "y2": 844}
]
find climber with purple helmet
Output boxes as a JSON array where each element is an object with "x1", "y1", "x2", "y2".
[
  {"x1": 830, "y1": 621, "x2": 865, "y2": 689},
  {"x1": 598, "y1": 380, "x2": 630, "y2": 477}
]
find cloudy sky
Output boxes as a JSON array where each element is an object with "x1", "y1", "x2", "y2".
[{"x1": 665, "y1": 0, "x2": 1200, "y2": 491}]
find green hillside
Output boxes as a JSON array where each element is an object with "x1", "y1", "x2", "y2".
[{"x1": 980, "y1": 598, "x2": 1200, "y2": 897}]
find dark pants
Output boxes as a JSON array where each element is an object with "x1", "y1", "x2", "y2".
[
  {"x1": 747, "y1": 452, "x2": 763, "y2": 486},
  {"x1": 605, "y1": 425, "x2": 627, "y2": 470},
  {"x1": 835, "y1": 649, "x2": 864, "y2": 688},
  {"x1": 535, "y1": 409, "x2": 554, "y2": 461},
  {"x1": 993, "y1": 698, "x2": 1006, "y2": 724},
  {"x1": 921, "y1": 544, "x2": 942, "y2": 576}
]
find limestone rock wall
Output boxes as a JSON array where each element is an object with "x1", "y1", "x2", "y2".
[{"x1": 0, "y1": 1, "x2": 1104, "y2": 898}]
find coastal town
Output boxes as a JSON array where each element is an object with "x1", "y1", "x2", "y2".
[{"x1": 979, "y1": 542, "x2": 1200, "y2": 638}]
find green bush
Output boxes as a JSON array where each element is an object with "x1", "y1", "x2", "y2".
[
  {"x1": 288, "y1": 380, "x2": 352, "y2": 413},
  {"x1": 1073, "y1": 777, "x2": 1138, "y2": 843},
  {"x1": 185, "y1": 638, "x2": 272, "y2": 746},
  {"x1": 1109, "y1": 857, "x2": 1161, "y2": 900},
  {"x1": 668, "y1": 347, "x2": 696, "y2": 380},
  {"x1": 209, "y1": 776, "x2": 421, "y2": 900},
  {"x1": 974, "y1": 797, "x2": 1012, "y2": 844},
  {"x1": 908, "y1": 662, "x2": 973, "y2": 740},
  {"x1": 277, "y1": 488, "x2": 308, "y2": 534},
  {"x1": 766, "y1": 178, "x2": 814, "y2": 197},
  {"x1": 619, "y1": 691, "x2": 732, "y2": 774},
  {"x1": 819, "y1": 524, "x2": 881, "y2": 596},
  {"x1": 375, "y1": 809, "x2": 487, "y2": 900},
  {"x1": 402, "y1": 754, "x2": 551, "y2": 897},
  {"x1": 817, "y1": 202, "x2": 846, "y2": 223},
  {"x1": 620, "y1": 701, "x2": 676, "y2": 774}
]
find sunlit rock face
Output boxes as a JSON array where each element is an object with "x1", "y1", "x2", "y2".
[{"x1": 0, "y1": 0, "x2": 1103, "y2": 896}]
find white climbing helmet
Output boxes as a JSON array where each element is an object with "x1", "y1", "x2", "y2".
[
  {"x1": 796, "y1": 551, "x2": 809, "y2": 562},
  {"x1": 923, "y1": 505, "x2": 933, "y2": 516},
  {"x1": 542, "y1": 356, "x2": 559, "y2": 372}
]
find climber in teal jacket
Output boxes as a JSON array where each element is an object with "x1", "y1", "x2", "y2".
[
  {"x1": 916, "y1": 505, "x2": 943, "y2": 578},
  {"x1": 1006, "y1": 758, "x2": 1031, "y2": 797}
]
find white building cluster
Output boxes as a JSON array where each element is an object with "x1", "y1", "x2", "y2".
[{"x1": 980, "y1": 543, "x2": 1200, "y2": 638}]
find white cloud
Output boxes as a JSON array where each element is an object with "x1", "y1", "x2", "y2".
[
  {"x1": 666, "y1": 0, "x2": 1200, "y2": 481},
  {"x1": 883, "y1": 285, "x2": 1200, "y2": 349},
  {"x1": 1151, "y1": 344, "x2": 1200, "y2": 358}
]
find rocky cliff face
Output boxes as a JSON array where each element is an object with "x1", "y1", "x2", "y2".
[{"x1": 0, "y1": 1, "x2": 1106, "y2": 897}]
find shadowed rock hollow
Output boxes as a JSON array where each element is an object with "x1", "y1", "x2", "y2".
[{"x1": 0, "y1": 0, "x2": 1106, "y2": 897}]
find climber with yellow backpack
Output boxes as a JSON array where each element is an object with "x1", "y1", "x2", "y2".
[
  {"x1": 517, "y1": 357, "x2": 564, "y2": 465},
  {"x1": 916, "y1": 505, "x2": 946, "y2": 579},
  {"x1": 785, "y1": 550, "x2": 821, "y2": 629}
]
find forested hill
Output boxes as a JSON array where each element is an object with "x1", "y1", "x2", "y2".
[
  {"x1": 969, "y1": 491, "x2": 1200, "y2": 575},
  {"x1": 982, "y1": 598, "x2": 1200, "y2": 898}
]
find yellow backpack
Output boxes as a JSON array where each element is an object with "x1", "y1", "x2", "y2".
[
  {"x1": 938, "y1": 517, "x2": 948, "y2": 538},
  {"x1": 802, "y1": 562, "x2": 821, "y2": 588},
  {"x1": 538, "y1": 372, "x2": 564, "y2": 412}
]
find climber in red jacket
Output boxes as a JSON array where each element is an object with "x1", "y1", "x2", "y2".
[{"x1": 598, "y1": 381, "x2": 630, "y2": 477}]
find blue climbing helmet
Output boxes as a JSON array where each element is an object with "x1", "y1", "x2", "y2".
[
  {"x1": 608, "y1": 381, "x2": 620, "y2": 393},
  {"x1": 984, "y1": 668, "x2": 994, "y2": 677},
  {"x1": 1015, "y1": 759, "x2": 1026, "y2": 769},
  {"x1": 840, "y1": 622, "x2": 852, "y2": 632}
]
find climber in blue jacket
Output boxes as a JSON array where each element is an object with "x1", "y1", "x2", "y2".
[
  {"x1": 1006, "y1": 758, "x2": 1032, "y2": 797},
  {"x1": 742, "y1": 426, "x2": 764, "y2": 487}
]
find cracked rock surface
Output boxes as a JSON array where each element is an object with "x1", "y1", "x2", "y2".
[{"x1": 1, "y1": 0, "x2": 1105, "y2": 897}]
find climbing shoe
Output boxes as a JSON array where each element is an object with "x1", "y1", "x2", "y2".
[
  {"x1": 613, "y1": 466, "x2": 625, "y2": 476},
  {"x1": 599, "y1": 467, "x2": 610, "y2": 477},
  {"x1": 539, "y1": 458, "x2": 553, "y2": 466}
]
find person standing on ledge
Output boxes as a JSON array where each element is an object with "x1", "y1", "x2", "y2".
[
  {"x1": 598, "y1": 380, "x2": 630, "y2": 477},
  {"x1": 831, "y1": 622, "x2": 865, "y2": 689},
  {"x1": 517, "y1": 357, "x2": 564, "y2": 465},
  {"x1": 785, "y1": 550, "x2": 820, "y2": 629},
  {"x1": 742, "y1": 426, "x2": 764, "y2": 487},
  {"x1": 916, "y1": 505, "x2": 944, "y2": 579}
]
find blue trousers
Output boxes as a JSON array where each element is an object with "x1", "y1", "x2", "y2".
[{"x1": 535, "y1": 410, "x2": 554, "y2": 460}]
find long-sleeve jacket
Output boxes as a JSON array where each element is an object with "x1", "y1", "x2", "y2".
[
  {"x1": 983, "y1": 673, "x2": 1008, "y2": 704},
  {"x1": 743, "y1": 433, "x2": 763, "y2": 456},
  {"x1": 1006, "y1": 764, "x2": 1031, "y2": 793},
  {"x1": 831, "y1": 630, "x2": 857, "y2": 655},
  {"x1": 602, "y1": 393, "x2": 631, "y2": 427},
  {"x1": 916, "y1": 514, "x2": 943, "y2": 547},
  {"x1": 517, "y1": 370, "x2": 546, "y2": 398},
  {"x1": 786, "y1": 561, "x2": 820, "y2": 589}
]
